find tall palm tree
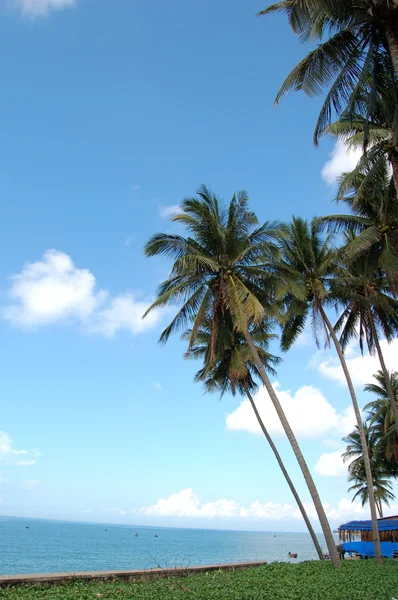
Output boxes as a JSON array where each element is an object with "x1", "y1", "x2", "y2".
[
  {"x1": 273, "y1": 216, "x2": 383, "y2": 563},
  {"x1": 364, "y1": 370, "x2": 398, "y2": 471},
  {"x1": 184, "y1": 317, "x2": 325, "y2": 560},
  {"x1": 343, "y1": 424, "x2": 395, "y2": 517},
  {"x1": 143, "y1": 186, "x2": 341, "y2": 565},
  {"x1": 332, "y1": 248, "x2": 398, "y2": 437},
  {"x1": 259, "y1": 1, "x2": 398, "y2": 144}
]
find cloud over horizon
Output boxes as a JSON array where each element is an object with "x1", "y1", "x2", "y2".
[
  {"x1": 140, "y1": 488, "x2": 389, "y2": 525},
  {"x1": 3, "y1": 250, "x2": 162, "y2": 337}
]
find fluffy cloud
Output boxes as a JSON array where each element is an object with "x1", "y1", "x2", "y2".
[
  {"x1": 0, "y1": 432, "x2": 37, "y2": 466},
  {"x1": 3, "y1": 250, "x2": 162, "y2": 337},
  {"x1": 225, "y1": 383, "x2": 354, "y2": 439},
  {"x1": 140, "y1": 488, "x2": 292, "y2": 520},
  {"x1": 314, "y1": 450, "x2": 347, "y2": 477},
  {"x1": 159, "y1": 205, "x2": 180, "y2": 218},
  {"x1": 322, "y1": 140, "x2": 362, "y2": 185},
  {"x1": 14, "y1": 0, "x2": 78, "y2": 16},
  {"x1": 312, "y1": 339, "x2": 398, "y2": 387},
  {"x1": 140, "y1": 488, "x2": 393, "y2": 525}
]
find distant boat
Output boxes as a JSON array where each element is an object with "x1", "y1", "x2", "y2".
[
  {"x1": 25, "y1": 526, "x2": 29, "y2": 529},
  {"x1": 135, "y1": 533, "x2": 138, "y2": 537},
  {"x1": 154, "y1": 534, "x2": 158, "y2": 538},
  {"x1": 105, "y1": 529, "x2": 107, "y2": 532}
]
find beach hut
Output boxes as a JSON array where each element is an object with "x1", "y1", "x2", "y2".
[{"x1": 338, "y1": 516, "x2": 398, "y2": 558}]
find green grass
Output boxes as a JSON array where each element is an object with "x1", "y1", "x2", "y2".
[{"x1": 1, "y1": 561, "x2": 398, "y2": 600}]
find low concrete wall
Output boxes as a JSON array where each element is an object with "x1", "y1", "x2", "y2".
[{"x1": 0, "y1": 560, "x2": 267, "y2": 587}]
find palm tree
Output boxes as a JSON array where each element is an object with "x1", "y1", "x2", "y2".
[
  {"x1": 184, "y1": 316, "x2": 325, "y2": 560},
  {"x1": 364, "y1": 370, "x2": 398, "y2": 471},
  {"x1": 258, "y1": 1, "x2": 398, "y2": 144},
  {"x1": 343, "y1": 424, "x2": 395, "y2": 517},
  {"x1": 273, "y1": 216, "x2": 383, "y2": 563},
  {"x1": 143, "y1": 186, "x2": 341, "y2": 565},
  {"x1": 317, "y1": 158, "x2": 398, "y2": 293},
  {"x1": 259, "y1": 1, "x2": 398, "y2": 196},
  {"x1": 321, "y1": 67, "x2": 398, "y2": 193},
  {"x1": 332, "y1": 248, "x2": 398, "y2": 438}
]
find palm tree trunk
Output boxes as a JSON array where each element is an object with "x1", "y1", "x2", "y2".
[
  {"x1": 384, "y1": 23, "x2": 398, "y2": 78},
  {"x1": 367, "y1": 307, "x2": 398, "y2": 437},
  {"x1": 390, "y1": 155, "x2": 398, "y2": 198},
  {"x1": 242, "y1": 328, "x2": 341, "y2": 567},
  {"x1": 244, "y1": 386, "x2": 325, "y2": 561},
  {"x1": 319, "y1": 306, "x2": 383, "y2": 565},
  {"x1": 377, "y1": 499, "x2": 383, "y2": 519}
]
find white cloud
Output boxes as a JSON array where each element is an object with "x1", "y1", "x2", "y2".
[
  {"x1": 0, "y1": 432, "x2": 39, "y2": 466},
  {"x1": 322, "y1": 141, "x2": 362, "y2": 185},
  {"x1": 14, "y1": 0, "x2": 78, "y2": 16},
  {"x1": 23, "y1": 479, "x2": 39, "y2": 491},
  {"x1": 140, "y1": 488, "x2": 394, "y2": 525},
  {"x1": 314, "y1": 450, "x2": 347, "y2": 477},
  {"x1": 0, "y1": 432, "x2": 28, "y2": 458},
  {"x1": 225, "y1": 382, "x2": 353, "y2": 439},
  {"x1": 3, "y1": 250, "x2": 163, "y2": 337},
  {"x1": 152, "y1": 382, "x2": 162, "y2": 391},
  {"x1": 89, "y1": 294, "x2": 161, "y2": 337},
  {"x1": 159, "y1": 205, "x2": 180, "y2": 218},
  {"x1": 312, "y1": 338, "x2": 398, "y2": 387}
]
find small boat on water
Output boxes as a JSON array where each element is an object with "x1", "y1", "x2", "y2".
[
  {"x1": 135, "y1": 533, "x2": 138, "y2": 537},
  {"x1": 288, "y1": 552, "x2": 297, "y2": 559},
  {"x1": 154, "y1": 534, "x2": 158, "y2": 538}
]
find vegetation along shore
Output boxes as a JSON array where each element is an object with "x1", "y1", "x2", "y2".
[{"x1": 2, "y1": 562, "x2": 398, "y2": 600}]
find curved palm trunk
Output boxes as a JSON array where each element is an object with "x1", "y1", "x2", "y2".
[
  {"x1": 367, "y1": 308, "x2": 398, "y2": 437},
  {"x1": 377, "y1": 499, "x2": 383, "y2": 519},
  {"x1": 242, "y1": 329, "x2": 341, "y2": 567},
  {"x1": 385, "y1": 23, "x2": 398, "y2": 79},
  {"x1": 244, "y1": 387, "x2": 325, "y2": 560},
  {"x1": 319, "y1": 307, "x2": 383, "y2": 565}
]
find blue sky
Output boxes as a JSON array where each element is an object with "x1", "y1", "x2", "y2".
[{"x1": 0, "y1": 0, "x2": 397, "y2": 532}]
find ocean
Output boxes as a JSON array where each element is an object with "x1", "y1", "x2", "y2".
[{"x1": 0, "y1": 516, "x2": 336, "y2": 575}]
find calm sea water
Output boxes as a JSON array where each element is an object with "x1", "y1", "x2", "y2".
[{"x1": 0, "y1": 516, "x2": 336, "y2": 575}]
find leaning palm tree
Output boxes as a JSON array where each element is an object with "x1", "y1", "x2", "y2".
[
  {"x1": 364, "y1": 370, "x2": 398, "y2": 471},
  {"x1": 343, "y1": 423, "x2": 395, "y2": 518},
  {"x1": 332, "y1": 247, "x2": 398, "y2": 438},
  {"x1": 259, "y1": 1, "x2": 398, "y2": 146},
  {"x1": 143, "y1": 186, "x2": 340, "y2": 565},
  {"x1": 273, "y1": 216, "x2": 383, "y2": 563},
  {"x1": 184, "y1": 316, "x2": 325, "y2": 560}
]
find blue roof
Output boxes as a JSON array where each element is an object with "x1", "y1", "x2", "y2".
[{"x1": 339, "y1": 519, "x2": 398, "y2": 531}]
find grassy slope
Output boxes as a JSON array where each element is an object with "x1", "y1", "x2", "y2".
[{"x1": 1, "y1": 561, "x2": 398, "y2": 600}]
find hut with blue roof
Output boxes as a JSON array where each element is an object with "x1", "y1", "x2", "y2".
[{"x1": 338, "y1": 515, "x2": 398, "y2": 558}]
